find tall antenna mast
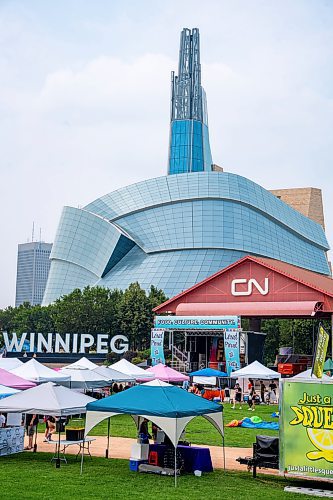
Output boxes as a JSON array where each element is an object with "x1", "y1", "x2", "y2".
[{"x1": 32, "y1": 222, "x2": 35, "y2": 242}]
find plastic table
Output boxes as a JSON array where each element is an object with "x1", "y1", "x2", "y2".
[{"x1": 49, "y1": 437, "x2": 95, "y2": 464}]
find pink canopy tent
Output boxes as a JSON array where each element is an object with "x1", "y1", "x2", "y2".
[
  {"x1": 0, "y1": 368, "x2": 36, "y2": 390},
  {"x1": 144, "y1": 363, "x2": 189, "y2": 383}
]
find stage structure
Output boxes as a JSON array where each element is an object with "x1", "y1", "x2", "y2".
[{"x1": 153, "y1": 315, "x2": 266, "y2": 374}]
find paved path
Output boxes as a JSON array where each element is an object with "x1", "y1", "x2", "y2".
[{"x1": 25, "y1": 434, "x2": 277, "y2": 474}]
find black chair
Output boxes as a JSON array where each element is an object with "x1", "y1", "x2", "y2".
[{"x1": 237, "y1": 435, "x2": 279, "y2": 478}]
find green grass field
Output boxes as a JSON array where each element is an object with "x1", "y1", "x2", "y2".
[
  {"x1": 87, "y1": 403, "x2": 279, "y2": 448},
  {"x1": 0, "y1": 452, "x2": 322, "y2": 500}
]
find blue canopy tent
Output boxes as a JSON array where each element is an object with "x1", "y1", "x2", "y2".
[
  {"x1": 83, "y1": 380, "x2": 224, "y2": 484},
  {"x1": 189, "y1": 368, "x2": 228, "y2": 389}
]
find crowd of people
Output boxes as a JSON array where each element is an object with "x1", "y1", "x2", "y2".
[{"x1": 183, "y1": 378, "x2": 279, "y2": 409}]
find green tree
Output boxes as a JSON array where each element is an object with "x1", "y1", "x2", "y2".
[
  {"x1": 261, "y1": 319, "x2": 281, "y2": 365},
  {"x1": 119, "y1": 282, "x2": 151, "y2": 350},
  {"x1": 51, "y1": 286, "x2": 122, "y2": 335}
]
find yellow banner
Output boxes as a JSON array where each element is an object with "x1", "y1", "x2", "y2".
[{"x1": 312, "y1": 324, "x2": 329, "y2": 379}]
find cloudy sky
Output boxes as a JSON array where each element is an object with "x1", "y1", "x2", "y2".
[{"x1": 1, "y1": 0, "x2": 333, "y2": 309}]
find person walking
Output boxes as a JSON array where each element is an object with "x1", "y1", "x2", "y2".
[
  {"x1": 260, "y1": 380, "x2": 266, "y2": 404},
  {"x1": 248, "y1": 386, "x2": 256, "y2": 411},
  {"x1": 232, "y1": 383, "x2": 242, "y2": 409}
]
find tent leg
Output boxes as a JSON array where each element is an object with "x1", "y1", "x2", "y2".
[
  {"x1": 105, "y1": 417, "x2": 111, "y2": 458},
  {"x1": 55, "y1": 427, "x2": 61, "y2": 468},
  {"x1": 174, "y1": 444, "x2": 177, "y2": 488},
  {"x1": 174, "y1": 419, "x2": 177, "y2": 488},
  {"x1": 80, "y1": 438, "x2": 85, "y2": 475},
  {"x1": 222, "y1": 434, "x2": 226, "y2": 472}
]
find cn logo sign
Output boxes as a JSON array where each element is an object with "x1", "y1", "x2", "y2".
[{"x1": 231, "y1": 278, "x2": 269, "y2": 296}]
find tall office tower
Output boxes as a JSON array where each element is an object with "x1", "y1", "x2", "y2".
[
  {"x1": 15, "y1": 242, "x2": 52, "y2": 307},
  {"x1": 168, "y1": 28, "x2": 213, "y2": 174}
]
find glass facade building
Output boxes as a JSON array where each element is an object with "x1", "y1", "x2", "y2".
[
  {"x1": 15, "y1": 242, "x2": 52, "y2": 306},
  {"x1": 42, "y1": 29, "x2": 330, "y2": 305}
]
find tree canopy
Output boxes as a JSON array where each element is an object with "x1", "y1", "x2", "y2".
[{"x1": 0, "y1": 283, "x2": 168, "y2": 351}]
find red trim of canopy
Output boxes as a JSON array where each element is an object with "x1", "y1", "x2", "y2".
[{"x1": 175, "y1": 301, "x2": 323, "y2": 317}]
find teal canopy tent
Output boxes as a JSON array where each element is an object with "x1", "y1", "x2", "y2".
[{"x1": 83, "y1": 380, "x2": 224, "y2": 484}]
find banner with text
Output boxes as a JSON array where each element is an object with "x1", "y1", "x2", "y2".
[
  {"x1": 224, "y1": 331, "x2": 240, "y2": 375},
  {"x1": 150, "y1": 329, "x2": 165, "y2": 366},
  {"x1": 280, "y1": 380, "x2": 333, "y2": 482},
  {"x1": 154, "y1": 316, "x2": 240, "y2": 331},
  {"x1": 312, "y1": 323, "x2": 329, "y2": 379}
]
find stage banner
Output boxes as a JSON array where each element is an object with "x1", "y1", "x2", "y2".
[
  {"x1": 154, "y1": 315, "x2": 240, "y2": 330},
  {"x1": 312, "y1": 323, "x2": 329, "y2": 379},
  {"x1": 150, "y1": 329, "x2": 165, "y2": 366},
  {"x1": 224, "y1": 331, "x2": 240, "y2": 375},
  {"x1": 280, "y1": 380, "x2": 333, "y2": 482},
  {"x1": 209, "y1": 337, "x2": 224, "y2": 364}
]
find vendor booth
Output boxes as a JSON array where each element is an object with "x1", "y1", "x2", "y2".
[
  {"x1": 189, "y1": 367, "x2": 228, "y2": 387},
  {"x1": 0, "y1": 384, "x2": 21, "y2": 399},
  {"x1": 92, "y1": 365, "x2": 135, "y2": 384},
  {"x1": 144, "y1": 364, "x2": 189, "y2": 383},
  {"x1": 109, "y1": 359, "x2": 154, "y2": 381},
  {"x1": 84, "y1": 379, "x2": 224, "y2": 485},
  {"x1": 11, "y1": 358, "x2": 70, "y2": 384},
  {"x1": 0, "y1": 382, "x2": 95, "y2": 466},
  {"x1": 59, "y1": 366, "x2": 110, "y2": 389},
  {"x1": 0, "y1": 368, "x2": 36, "y2": 390},
  {"x1": 230, "y1": 360, "x2": 280, "y2": 380}
]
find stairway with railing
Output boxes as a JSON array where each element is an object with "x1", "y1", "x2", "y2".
[{"x1": 170, "y1": 345, "x2": 192, "y2": 373}]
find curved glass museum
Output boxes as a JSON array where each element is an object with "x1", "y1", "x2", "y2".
[{"x1": 42, "y1": 29, "x2": 330, "y2": 305}]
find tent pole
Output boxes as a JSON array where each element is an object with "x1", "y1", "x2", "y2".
[
  {"x1": 80, "y1": 437, "x2": 85, "y2": 475},
  {"x1": 56, "y1": 424, "x2": 61, "y2": 468},
  {"x1": 174, "y1": 420, "x2": 177, "y2": 488},
  {"x1": 105, "y1": 417, "x2": 111, "y2": 458},
  {"x1": 222, "y1": 434, "x2": 226, "y2": 472}
]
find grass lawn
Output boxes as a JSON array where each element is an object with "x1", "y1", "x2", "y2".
[
  {"x1": 88, "y1": 403, "x2": 279, "y2": 448},
  {"x1": 0, "y1": 452, "x2": 321, "y2": 500}
]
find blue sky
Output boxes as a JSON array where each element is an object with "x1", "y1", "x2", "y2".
[{"x1": 1, "y1": 0, "x2": 333, "y2": 307}]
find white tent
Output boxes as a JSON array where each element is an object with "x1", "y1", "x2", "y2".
[
  {"x1": 230, "y1": 360, "x2": 280, "y2": 380},
  {"x1": 291, "y1": 369, "x2": 332, "y2": 381},
  {"x1": 11, "y1": 358, "x2": 70, "y2": 383},
  {"x1": 0, "y1": 358, "x2": 23, "y2": 370},
  {"x1": 0, "y1": 384, "x2": 21, "y2": 399},
  {"x1": 0, "y1": 381, "x2": 95, "y2": 415},
  {"x1": 109, "y1": 359, "x2": 154, "y2": 381},
  {"x1": 92, "y1": 365, "x2": 135, "y2": 383},
  {"x1": 63, "y1": 357, "x2": 99, "y2": 370},
  {"x1": 59, "y1": 367, "x2": 110, "y2": 389}
]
